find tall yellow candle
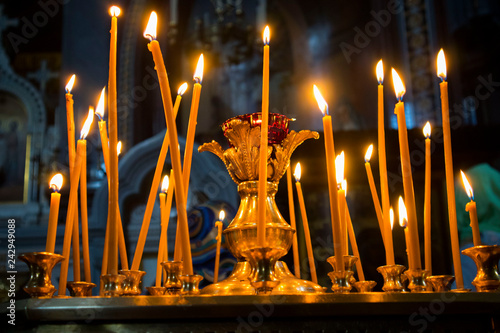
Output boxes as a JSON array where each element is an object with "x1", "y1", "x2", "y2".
[
  {"x1": 58, "y1": 111, "x2": 93, "y2": 295},
  {"x1": 376, "y1": 60, "x2": 395, "y2": 266},
  {"x1": 286, "y1": 164, "x2": 300, "y2": 278},
  {"x1": 423, "y1": 122, "x2": 432, "y2": 274},
  {"x1": 46, "y1": 174, "x2": 63, "y2": 253},
  {"x1": 80, "y1": 109, "x2": 92, "y2": 282},
  {"x1": 460, "y1": 171, "x2": 482, "y2": 246},
  {"x1": 156, "y1": 175, "x2": 169, "y2": 287},
  {"x1": 257, "y1": 26, "x2": 270, "y2": 247},
  {"x1": 144, "y1": 13, "x2": 193, "y2": 274},
  {"x1": 313, "y1": 85, "x2": 343, "y2": 271},
  {"x1": 131, "y1": 80, "x2": 186, "y2": 270},
  {"x1": 392, "y1": 68, "x2": 421, "y2": 270},
  {"x1": 345, "y1": 197, "x2": 365, "y2": 281},
  {"x1": 214, "y1": 210, "x2": 224, "y2": 283},
  {"x1": 336, "y1": 152, "x2": 348, "y2": 255},
  {"x1": 293, "y1": 163, "x2": 318, "y2": 284},
  {"x1": 398, "y1": 197, "x2": 413, "y2": 267},
  {"x1": 437, "y1": 49, "x2": 463, "y2": 288},
  {"x1": 162, "y1": 170, "x2": 175, "y2": 262}
]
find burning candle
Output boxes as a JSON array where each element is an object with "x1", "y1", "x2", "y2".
[
  {"x1": 437, "y1": 49, "x2": 463, "y2": 289},
  {"x1": 460, "y1": 171, "x2": 482, "y2": 246},
  {"x1": 214, "y1": 210, "x2": 225, "y2": 283},
  {"x1": 398, "y1": 196, "x2": 412, "y2": 268},
  {"x1": 392, "y1": 68, "x2": 421, "y2": 270},
  {"x1": 257, "y1": 26, "x2": 271, "y2": 247},
  {"x1": 286, "y1": 164, "x2": 300, "y2": 278},
  {"x1": 58, "y1": 110, "x2": 93, "y2": 295},
  {"x1": 423, "y1": 121, "x2": 432, "y2": 274},
  {"x1": 156, "y1": 175, "x2": 170, "y2": 287},
  {"x1": 293, "y1": 163, "x2": 318, "y2": 284},
  {"x1": 313, "y1": 84, "x2": 343, "y2": 271},
  {"x1": 163, "y1": 169, "x2": 175, "y2": 262},
  {"x1": 336, "y1": 152, "x2": 348, "y2": 255},
  {"x1": 144, "y1": 13, "x2": 193, "y2": 275},
  {"x1": 46, "y1": 174, "x2": 63, "y2": 253}
]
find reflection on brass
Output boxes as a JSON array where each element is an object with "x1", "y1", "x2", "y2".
[
  {"x1": 426, "y1": 275, "x2": 455, "y2": 292},
  {"x1": 245, "y1": 247, "x2": 281, "y2": 294},
  {"x1": 273, "y1": 261, "x2": 324, "y2": 294},
  {"x1": 462, "y1": 245, "x2": 500, "y2": 292},
  {"x1": 327, "y1": 255, "x2": 358, "y2": 285},
  {"x1": 404, "y1": 269, "x2": 429, "y2": 292},
  {"x1": 353, "y1": 280, "x2": 377, "y2": 293},
  {"x1": 120, "y1": 270, "x2": 146, "y2": 295},
  {"x1": 67, "y1": 281, "x2": 96, "y2": 297},
  {"x1": 161, "y1": 261, "x2": 183, "y2": 295},
  {"x1": 377, "y1": 264, "x2": 406, "y2": 292},
  {"x1": 200, "y1": 261, "x2": 255, "y2": 295},
  {"x1": 146, "y1": 286, "x2": 166, "y2": 295},
  {"x1": 18, "y1": 252, "x2": 64, "y2": 298},
  {"x1": 100, "y1": 274, "x2": 126, "y2": 297},
  {"x1": 328, "y1": 270, "x2": 354, "y2": 293},
  {"x1": 179, "y1": 274, "x2": 203, "y2": 295}
]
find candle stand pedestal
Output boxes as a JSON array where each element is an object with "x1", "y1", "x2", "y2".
[
  {"x1": 100, "y1": 274, "x2": 126, "y2": 297},
  {"x1": 180, "y1": 274, "x2": 203, "y2": 295},
  {"x1": 120, "y1": 269, "x2": 146, "y2": 295},
  {"x1": 244, "y1": 247, "x2": 281, "y2": 294},
  {"x1": 328, "y1": 270, "x2": 354, "y2": 293},
  {"x1": 426, "y1": 275, "x2": 454, "y2": 292},
  {"x1": 404, "y1": 269, "x2": 429, "y2": 292},
  {"x1": 161, "y1": 261, "x2": 183, "y2": 295},
  {"x1": 377, "y1": 264, "x2": 406, "y2": 292},
  {"x1": 200, "y1": 261, "x2": 255, "y2": 295},
  {"x1": 18, "y1": 252, "x2": 64, "y2": 298},
  {"x1": 67, "y1": 281, "x2": 96, "y2": 297},
  {"x1": 353, "y1": 280, "x2": 377, "y2": 292},
  {"x1": 462, "y1": 245, "x2": 500, "y2": 292},
  {"x1": 146, "y1": 286, "x2": 165, "y2": 295}
]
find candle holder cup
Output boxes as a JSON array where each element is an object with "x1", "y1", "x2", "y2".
[
  {"x1": 120, "y1": 269, "x2": 146, "y2": 295},
  {"x1": 18, "y1": 252, "x2": 64, "y2": 298},
  {"x1": 377, "y1": 264, "x2": 406, "y2": 292},
  {"x1": 327, "y1": 255, "x2": 358, "y2": 285},
  {"x1": 146, "y1": 286, "x2": 166, "y2": 295},
  {"x1": 244, "y1": 247, "x2": 281, "y2": 294},
  {"x1": 179, "y1": 274, "x2": 203, "y2": 295},
  {"x1": 67, "y1": 281, "x2": 96, "y2": 297},
  {"x1": 353, "y1": 280, "x2": 377, "y2": 292},
  {"x1": 462, "y1": 245, "x2": 500, "y2": 292},
  {"x1": 426, "y1": 275, "x2": 455, "y2": 292},
  {"x1": 328, "y1": 270, "x2": 354, "y2": 293},
  {"x1": 161, "y1": 261, "x2": 183, "y2": 295},
  {"x1": 100, "y1": 273, "x2": 126, "y2": 297},
  {"x1": 404, "y1": 269, "x2": 430, "y2": 292}
]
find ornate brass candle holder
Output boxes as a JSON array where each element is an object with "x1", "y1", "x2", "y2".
[
  {"x1": 100, "y1": 274, "x2": 126, "y2": 297},
  {"x1": 200, "y1": 261, "x2": 255, "y2": 295},
  {"x1": 67, "y1": 281, "x2": 96, "y2": 297},
  {"x1": 404, "y1": 269, "x2": 429, "y2": 292},
  {"x1": 120, "y1": 269, "x2": 146, "y2": 295},
  {"x1": 161, "y1": 261, "x2": 183, "y2": 295},
  {"x1": 179, "y1": 274, "x2": 203, "y2": 295},
  {"x1": 353, "y1": 280, "x2": 377, "y2": 292},
  {"x1": 146, "y1": 286, "x2": 166, "y2": 295},
  {"x1": 199, "y1": 113, "x2": 323, "y2": 295},
  {"x1": 426, "y1": 275, "x2": 455, "y2": 292},
  {"x1": 328, "y1": 271, "x2": 354, "y2": 293},
  {"x1": 18, "y1": 252, "x2": 64, "y2": 298},
  {"x1": 462, "y1": 245, "x2": 500, "y2": 292},
  {"x1": 377, "y1": 264, "x2": 406, "y2": 292}
]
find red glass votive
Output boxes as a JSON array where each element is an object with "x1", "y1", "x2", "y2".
[{"x1": 222, "y1": 112, "x2": 290, "y2": 145}]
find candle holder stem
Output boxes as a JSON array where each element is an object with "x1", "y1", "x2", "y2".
[
  {"x1": 377, "y1": 264, "x2": 406, "y2": 292},
  {"x1": 404, "y1": 269, "x2": 430, "y2": 292},
  {"x1": 161, "y1": 261, "x2": 183, "y2": 295},
  {"x1": 179, "y1": 274, "x2": 203, "y2": 295},
  {"x1": 462, "y1": 245, "x2": 500, "y2": 292},
  {"x1": 18, "y1": 252, "x2": 64, "y2": 298},
  {"x1": 100, "y1": 274, "x2": 126, "y2": 297},
  {"x1": 67, "y1": 281, "x2": 96, "y2": 297},
  {"x1": 120, "y1": 269, "x2": 146, "y2": 295}
]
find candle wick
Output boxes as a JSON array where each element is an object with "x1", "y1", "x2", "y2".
[
  {"x1": 51, "y1": 185, "x2": 59, "y2": 193},
  {"x1": 145, "y1": 34, "x2": 154, "y2": 42},
  {"x1": 194, "y1": 77, "x2": 201, "y2": 84}
]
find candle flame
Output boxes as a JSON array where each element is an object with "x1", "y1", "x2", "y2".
[
  {"x1": 398, "y1": 196, "x2": 408, "y2": 228},
  {"x1": 161, "y1": 175, "x2": 169, "y2": 193},
  {"x1": 263, "y1": 25, "x2": 270, "y2": 45},
  {"x1": 144, "y1": 11, "x2": 157, "y2": 41},
  {"x1": 341, "y1": 179, "x2": 347, "y2": 195},
  {"x1": 109, "y1": 6, "x2": 121, "y2": 17},
  {"x1": 391, "y1": 68, "x2": 406, "y2": 101},
  {"x1": 95, "y1": 87, "x2": 106, "y2": 120},
  {"x1": 65, "y1": 74, "x2": 76, "y2": 93},
  {"x1": 177, "y1": 82, "x2": 188, "y2": 95},
  {"x1": 49, "y1": 173, "x2": 63, "y2": 192},
  {"x1": 423, "y1": 121, "x2": 431, "y2": 138},
  {"x1": 335, "y1": 151, "x2": 345, "y2": 185},
  {"x1": 194, "y1": 54, "x2": 204, "y2": 83},
  {"x1": 219, "y1": 210, "x2": 225, "y2": 221},
  {"x1": 80, "y1": 107, "x2": 94, "y2": 140},
  {"x1": 437, "y1": 48, "x2": 447, "y2": 81},
  {"x1": 117, "y1": 141, "x2": 122, "y2": 156},
  {"x1": 313, "y1": 85, "x2": 329, "y2": 116},
  {"x1": 365, "y1": 144, "x2": 373, "y2": 163},
  {"x1": 294, "y1": 162, "x2": 302, "y2": 182},
  {"x1": 390, "y1": 207, "x2": 394, "y2": 230},
  {"x1": 460, "y1": 170, "x2": 474, "y2": 200},
  {"x1": 376, "y1": 59, "x2": 384, "y2": 84}
]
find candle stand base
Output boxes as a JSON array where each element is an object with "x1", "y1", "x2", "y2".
[
  {"x1": 462, "y1": 245, "x2": 500, "y2": 292},
  {"x1": 328, "y1": 271, "x2": 354, "y2": 293},
  {"x1": 100, "y1": 274, "x2": 126, "y2": 297},
  {"x1": 161, "y1": 261, "x2": 183, "y2": 295},
  {"x1": 426, "y1": 275, "x2": 454, "y2": 292},
  {"x1": 18, "y1": 252, "x2": 64, "y2": 298},
  {"x1": 67, "y1": 281, "x2": 96, "y2": 297},
  {"x1": 245, "y1": 247, "x2": 281, "y2": 294},
  {"x1": 377, "y1": 264, "x2": 406, "y2": 292},
  {"x1": 327, "y1": 255, "x2": 358, "y2": 285},
  {"x1": 180, "y1": 274, "x2": 203, "y2": 295},
  {"x1": 273, "y1": 261, "x2": 324, "y2": 294},
  {"x1": 146, "y1": 286, "x2": 166, "y2": 295},
  {"x1": 404, "y1": 269, "x2": 429, "y2": 292},
  {"x1": 120, "y1": 269, "x2": 146, "y2": 295},
  {"x1": 353, "y1": 280, "x2": 377, "y2": 292}
]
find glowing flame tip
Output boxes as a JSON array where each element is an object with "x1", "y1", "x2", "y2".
[
  {"x1": 178, "y1": 82, "x2": 188, "y2": 95},
  {"x1": 398, "y1": 196, "x2": 408, "y2": 228},
  {"x1": 437, "y1": 49, "x2": 447, "y2": 80},
  {"x1": 109, "y1": 6, "x2": 121, "y2": 17},
  {"x1": 49, "y1": 173, "x2": 63, "y2": 192},
  {"x1": 423, "y1": 121, "x2": 431, "y2": 138},
  {"x1": 335, "y1": 151, "x2": 345, "y2": 184},
  {"x1": 117, "y1": 141, "x2": 122, "y2": 156},
  {"x1": 144, "y1": 11, "x2": 157, "y2": 41},
  {"x1": 219, "y1": 210, "x2": 225, "y2": 221},
  {"x1": 391, "y1": 68, "x2": 406, "y2": 101},
  {"x1": 389, "y1": 207, "x2": 395, "y2": 230},
  {"x1": 263, "y1": 26, "x2": 270, "y2": 45},
  {"x1": 313, "y1": 85, "x2": 328, "y2": 116},
  {"x1": 365, "y1": 144, "x2": 374, "y2": 163},
  {"x1": 65, "y1": 74, "x2": 76, "y2": 93},
  {"x1": 95, "y1": 87, "x2": 106, "y2": 119},
  {"x1": 294, "y1": 162, "x2": 302, "y2": 182},
  {"x1": 161, "y1": 175, "x2": 169, "y2": 193},
  {"x1": 376, "y1": 60, "x2": 384, "y2": 84},
  {"x1": 460, "y1": 170, "x2": 474, "y2": 200},
  {"x1": 80, "y1": 108, "x2": 94, "y2": 139},
  {"x1": 194, "y1": 54, "x2": 204, "y2": 83}
]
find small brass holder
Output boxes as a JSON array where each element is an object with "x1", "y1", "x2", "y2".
[
  {"x1": 462, "y1": 245, "x2": 500, "y2": 292},
  {"x1": 327, "y1": 255, "x2": 358, "y2": 287},
  {"x1": 353, "y1": 280, "x2": 377, "y2": 292},
  {"x1": 120, "y1": 269, "x2": 146, "y2": 295},
  {"x1": 67, "y1": 281, "x2": 96, "y2": 297},
  {"x1": 179, "y1": 274, "x2": 203, "y2": 295},
  {"x1": 404, "y1": 269, "x2": 430, "y2": 292},
  {"x1": 328, "y1": 270, "x2": 354, "y2": 293},
  {"x1": 377, "y1": 264, "x2": 406, "y2": 292},
  {"x1": 100, "y1": 274, "x2": 126, "y2": 297},
  {"x1": 245, "y1": 247, "x2": 281, "y2": 294},
  {"x1": 146, "y1": 286, "x2": 166, "y2": 295},
  {"x1": 426, "y1": 275, "x2": 455, "y2": 292},
  {"x1": 18, "y1": 252, "x2": 64, "y2": 298},
  {"x1": 161, "y1": 261, "x2": 183, "y2": 295}
]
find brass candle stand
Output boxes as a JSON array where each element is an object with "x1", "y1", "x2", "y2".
[
  {"x1": 179, "y1": 274, "x2": 203, "y2": 295},
  {"x1": 377, "y1": 264, "x2": 406, "y2": 292},
  {"x1": 100, "y1": 274, "x2": 126, "y2": 296},
  {"x1": 146, "y1": 286, "x2": 166, "y2": 295},
  {"x1": 161, "y1": 261, "x2": 183, "y2": 295},
  {"x1": 462, "y1": 245, "x2": 500, "y2": 292},
  {"x1": 327, "y1": 255, "x2": 358, "y2": 293},
  {"x1": 18, "y1": 252, "x2": 64, "y2": 298},
  {"x1": 67, "y1": 281, "x2": 96, "y2": 297},
  {"x1": 426, "y1": 275, "x2": 455, "y2": 292},
  {"x1": 120, "y1": 269, "x2": 146, "y2": 295},
  {"x1": 353, "y1": 280, "x2": 377, "y2": 292},
  {"x1": 404, "y1": 269, "x2": 429, "y2": 292}
]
